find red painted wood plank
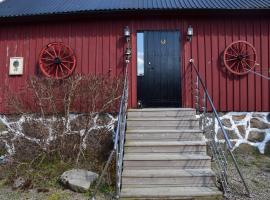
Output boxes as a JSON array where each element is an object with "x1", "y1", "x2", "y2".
[
  {"x1": 238, "y1": 20, "x2": 248, "y2": 111},
  {"x1": 253, "y1": 21, "x2": 262, "y2": 111},
  {"x1": 218, "y1": 20, "x2": 227, "y2": 112},
  {"x1": 0, "y1": 29, "x2": 6, "y2": 112},
  {"x1": 211, "y1": 20, "x2": 220, "y2": 111},
  {"x1": 131, "y1": 20, "x2": 138, "y2": 108},
  {"x1": 183, "y1": 20, "x2": 192, "y2": 108},
  {"x1": 204, "y1": 21, "x2": 212, "y2": 111},
  {"x1": 75, "y1": 23, "x2": 83, "y2": 75},
  {"x1": 81, "y1": 22, "x2": 89, "y2": 75},
  {"x1": 225, "y1": 20, "x2": 234, "y2": 111},
  {"x1": 232, "y1": 21, "x2": 240, "y2": 111},
  {"x1": 261, "y1": 19, "x2": 269, "y2": 111},
  {"x1": 268, "y1": 21, "x2": 270, "y2": 111},
  {"x1": 88, "y1": 21, "x2": 97, "y2": 75},
  {"x1": 246, "y1": 21, "x2": 255, "y2": 111},
  {"x1": 197, "y1": 21, "x2": 206, "y2": 111}
]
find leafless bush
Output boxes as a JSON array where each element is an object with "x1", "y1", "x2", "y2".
[{"x1": 0, "y1": 73, "x2": 123, "y2": 187}]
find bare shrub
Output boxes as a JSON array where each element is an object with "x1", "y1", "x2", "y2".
[{"x1": 0, "y1": 73, "x2": 123, "y2": 188}]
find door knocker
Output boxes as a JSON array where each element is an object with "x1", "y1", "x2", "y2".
[{"x1": 160, "y1": 39, "x2": 166, "y2": 45}]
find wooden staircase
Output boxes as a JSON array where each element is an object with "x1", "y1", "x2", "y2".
[{"x1": 120, "y1": 108, "x2": 222, "y2": 200}]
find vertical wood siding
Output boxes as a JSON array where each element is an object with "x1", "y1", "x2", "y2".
[{"x1": 0, "y1": 15, "x2": 269, "y2": 112}]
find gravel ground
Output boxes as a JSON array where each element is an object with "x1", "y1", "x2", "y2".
[
  {"x1": 0, "y1": 145, "x2": 269, "y2": 200},
  {"x1": 0, "y1": 186, "x2": 112, "y2": 200},
  {"x1": 224, "y1": 146, "x2": 270, "y2": 200}
]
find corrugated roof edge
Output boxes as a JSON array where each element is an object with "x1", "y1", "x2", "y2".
[{"x1": 0, "y1": 7, "x2": 269, "y2": 18}]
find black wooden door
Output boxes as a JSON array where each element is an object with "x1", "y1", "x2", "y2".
[{"x1": 137, "y1": 31, "x2": 181, "y2": 107}]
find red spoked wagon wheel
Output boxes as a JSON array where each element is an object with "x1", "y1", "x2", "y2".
[
  {"x1": 39, "y1": 42, "x2": 76, "y2": 79},
  {"x1": 223, "y1": 40, "x2": 257, "y2": 75}
]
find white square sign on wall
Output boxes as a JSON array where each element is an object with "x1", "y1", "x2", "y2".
[{"x1": 9, "y1": 57, "x2": 24, "y2": 75}]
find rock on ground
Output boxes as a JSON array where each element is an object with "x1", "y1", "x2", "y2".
[
  {"x1": 60, "y1": 169, "x2": 98, "y2": 193},
  {"x1": 12, "y1": 177, "x2": 26, "y2": 190}
]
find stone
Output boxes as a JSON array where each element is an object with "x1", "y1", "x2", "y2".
[
  {"x1": 221, "y1": 118, "x2": 232, "y2": 128},
  {"x1": 264, "y1": 141, "x2": 270, "y2": 156},
  {"x1": 250, "y1": 118, "x2": 270, "y2": 129},
  {"x1": 50, "y1": 133, "x2": 81, "y2": 161},
  {"x1": 252, "y1": 113, "x2": 265, "y2": 119},
  {"x1": 267, "y1": 113, "x2": 270, "y2": 122},
  {"x1": 234, "y1": 143, "x2": 260, "y2": 155},
  {"x1": 0, "y1": 131, "x2": 9, "y2": 136},
  {"x1": 96, "y1": 114, "x2": 112, "y2": 126},
  {"x1": 237, "y1": 125, "x2": 246, "y2": 138},
  {"x1": 0, "y1": 141, "x2": 7, "y2": 156},
  {"x1": 0, "y1": 120, "x2": 8, "y2": 132},
  {"x1": 22, "y1": 120, "x2": 49, "y2": 140},
  {"x1": 217, "y1": 128, "x2": 238, "y2": 140},
  {"x1": 70, "y1": 115, "x2": 93, "y2": 131},
  {"x1": 218, "y1": 113, "x2": 226, "y2": 117},
  {"x1": 60, "y1": 169, "x2": 98, "y2": 193},
  {"x1": 12, "y1": 177, "x2": 26, "y2": 189},
  {"x1": 13, "y1": 137, "x2": 43, "y2": 162},
  {"x1": 0, "y1": 155, "x2": 8, "y2": 164},
  {"x1": 232, "y1": 114, "x2": 246, "y2": 121},
  {"x1": 248, "y1": 131, "x2": 266, "y2": 143}
]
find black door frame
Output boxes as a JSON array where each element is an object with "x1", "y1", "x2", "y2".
[{"x1": 136, "y1": 30, "x2": 182, "y2": 108}]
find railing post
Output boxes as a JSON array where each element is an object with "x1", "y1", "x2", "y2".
[
  {"x1": 201, "y1": 91, "x2": 207, "y2": 130},
  {"x1": 189, "y1": 59, "x2": 251, "y2": 198},
  {"x1": 195, "y1": 76, "x2": 200, "y2": 113}
]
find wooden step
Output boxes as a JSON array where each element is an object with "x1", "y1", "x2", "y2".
[
  {"x1": 120, "y1": 186, "x2": 222, "y2": 200},
  {"x1": 123, "y1": 153, "x2": 211, "y2": 169},
  {"x1": 128, "y1": 108, "x2": 196, "y2": 118},
  {"x1": 122, "y1": 169, "x2": 216, "y2": 187},
  {"x1": 125, "y1": 141, "x2": 206, "y2": 153},
  {"x1": 126, "y1": 129, "x2": 204, "y2": 141},
  {"x1": 121, "y1": 108, "x2": 220, "y2": 200},
  {"x1": 127, "y1": 118, "x2": 199, "y2": 130}
]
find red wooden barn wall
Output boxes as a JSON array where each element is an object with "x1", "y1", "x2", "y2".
[{"x1": 0, "y1": 14, "x2": 269, "y2": 112}]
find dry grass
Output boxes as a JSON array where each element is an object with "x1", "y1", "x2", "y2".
[{"x1": 224, "y1": 145, "x2": 270, "y2": 200}]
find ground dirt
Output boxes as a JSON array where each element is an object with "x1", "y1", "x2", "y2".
[
  {"x1": 0, "y1": 145, "x2": 269, "y2": 200},
  {"x1": 224, "y1": 145, "x2": 270, "y2": 200},
  {"x1": 0, "y1": 185, "x2": 112, "y2": 200}
]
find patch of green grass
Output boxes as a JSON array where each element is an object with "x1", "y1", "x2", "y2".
[
  {"x1": 99, "y1": 183, "x2": 113, "y2": 194},
  {"x1": 3, "y1": 153, "x2": 74, "y2": 189},
  {"x1": 0, "y1": 179, "x2": 6, "y2": 189},
  {"x1": 47, "y1": 193, "x2": 69, "y2": 200}
]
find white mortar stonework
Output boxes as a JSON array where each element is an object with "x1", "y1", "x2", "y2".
[
  {"x1": 209, "y1": 112, "x2": 270, "y2": 154},
  {"x1": 0, "y1": 114, "x2": 117, "y2": 159}
]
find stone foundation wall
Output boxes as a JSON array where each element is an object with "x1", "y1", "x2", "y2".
[
  {"x1": 213, "y1": 112, "x2": 270, "y2": 154},
  {"x1": 0, "y1": 114, "x2": 117, "y2": 160}
]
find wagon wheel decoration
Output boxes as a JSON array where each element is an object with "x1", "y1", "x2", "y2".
[
  {"x1": 223, "y1": 40, "x2": 257, "y2": 75},
  {"x1": 39, "y1": 42, "x2": 76, "y2": 79}
]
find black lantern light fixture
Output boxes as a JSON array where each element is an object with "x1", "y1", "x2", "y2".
[
  {"x1": 124, "y1": 26, "x2": 131, "y2": 42},
  {"x1": 124, "y1": 26, "x2": 132, "y2": 63},
  {"x1": 187, "y1": 25, "x2": 193, "y2": 42}
]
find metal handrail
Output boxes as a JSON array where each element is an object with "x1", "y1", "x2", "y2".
[
  {"x1": 189, "y1": 59, "x2": 250, "y2": 197},
  {"x1": 90, "y1": 65, "x2": 128, "y2": 200}
]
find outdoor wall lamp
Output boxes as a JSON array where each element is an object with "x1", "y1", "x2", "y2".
[
  {"x1": 187, "y1": 25, "x2": 193, "y2": 42},
  {"x1": 124, "y1": 26, "x2": 132, "y2": 63},
  {"x1": 124, "y1": 26, "x2": 131, "y2": 42}
]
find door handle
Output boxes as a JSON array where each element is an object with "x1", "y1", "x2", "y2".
[{"x1": 148, "y1": 61, "x2": 154, "y2": 70}]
